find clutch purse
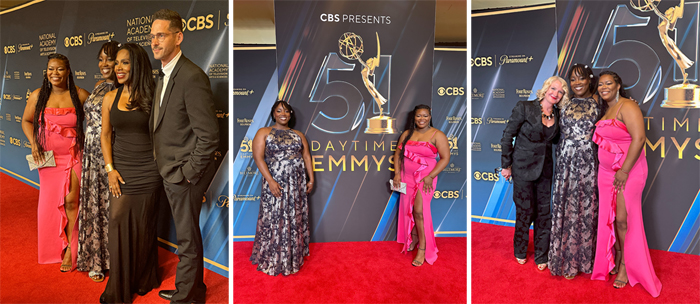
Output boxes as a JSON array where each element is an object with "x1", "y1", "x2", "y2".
[
  {"x1": 389, "y1": 180, "x2": 407, "y2": 194},
  {"x1": 26, "y1": 151, "x2": 56, "y2": 170}
]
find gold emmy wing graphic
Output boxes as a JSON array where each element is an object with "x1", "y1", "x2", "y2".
[
  {"x1": 631, "y1": 0, "x2": 699, "y2": 108},
  {"x1": 338, "y1": 32, "x2": 397, "y2": 134}
]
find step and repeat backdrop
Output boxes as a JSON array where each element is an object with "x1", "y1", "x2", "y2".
[
  {"x1": 472, "y1": 2, "x2": 699, "y2": 255},
  {"x1": 0, "y1": 0, "x2": 230, "y2": 276},
  {"x1": 233, "y1": 0, "x2": 466, "y2": 243}
]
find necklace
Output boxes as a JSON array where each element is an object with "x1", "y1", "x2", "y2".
[{"x1": 540, "y1": 102, "x2": 554, "y2": 121}]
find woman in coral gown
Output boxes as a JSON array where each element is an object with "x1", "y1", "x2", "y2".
[
  {"x1": 393, "y1": 104, "x2": 450, "y2": 266},
  {"x1": 21, "y1": 54, "x2": 90, "y2": 272},
  {"x1": 591, "y1": 71, "x2": 662, "y2": 297}
]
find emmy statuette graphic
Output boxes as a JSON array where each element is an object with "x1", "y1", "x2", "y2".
[
  {"x1": 631, "y1": 0, "x2": 700, "y2": 108},
  {"x1": 338, "y1": 32, "x2": 397, "y2": 134}
]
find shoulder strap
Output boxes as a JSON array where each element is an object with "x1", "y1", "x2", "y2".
[
  {"x1": 112, "y1": 86, "x2": 124, "y2": 111},
  {"x1": 614, "y1": 98, "x2": 625, "y2": 117},
  {"x1": 429, "y1": 128, "x2": 439, "y2": 140}
]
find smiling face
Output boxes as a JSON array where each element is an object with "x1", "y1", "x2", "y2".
[
  {"x1": 150, "y1": 19, "x2": 182, "y2": 64},
  {"x1": 414, "y1": 108, "x2": 431, "y2": 129},
  {"x1": 274, "y1": 103, "x2": 291, "y2": 126},
  {"x1": 569, "y1": 70, "x2": 592, "y2": 98},
  {"x1": 114, "y1": 49, "x2": 131, "y2": 86},
  {"x1": 598, "y1": 74, "x2": 620, "y2": 102},
  {"x1": 98, "y1": 49, "x2": 116, "y2": 81},
  {"x1": 543, "y1": 80, "x2": 565, "y2": 105},
  {"x1": 47, "y1": 59, "x2": 69, "y2": 88}
]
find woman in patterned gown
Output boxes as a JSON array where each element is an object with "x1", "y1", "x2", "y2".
[
  {"x1": 591, "y1": 71, "x2": 661, "y2": 296},
  {"x1": 393, "y1": 104, "x2": 450, "y2": 266},
  {"x1": 77, "y1": 40, "x2": 120, "y2": 283},
  {"x1": 250, "y1": 100, "x2": 314, "y2": 276},
  {"x1": 21, "y1": 54, "x2": 90, "y2": 272},
  {"x1": 548, "y1": 64, "x2": 603, "y2": 279}
]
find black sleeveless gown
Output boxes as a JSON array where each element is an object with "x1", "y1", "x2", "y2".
[{"x1": 100, "y1": 87, "x2": 162, "y2": 303}]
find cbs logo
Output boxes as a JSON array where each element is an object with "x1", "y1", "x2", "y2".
[
  {"x1": 64, "y1": 35, "x2": 83, "y2": 47},
  {"x1": 471, "y1": 117, "x2": 482, "y2": 125},
  {"x1": 471, "y1": 56, "x2": 493, "y2": 67},
  {"x1": 182, "y1": 14, "x2": 214, "y2": 32},
  {"x1": 3, "y1": 45, "x2": 16, "y2": 54},
  {"x1": 9, "y1": 137, "x2": 21, "y2": 146},
  {"x1": 437, "y1": 87, "x2": 465, "y2": 96},
  {"x1": 473, "y1": 171, "x2": 500, "y2": 181},
  {"x1": 433, "y1": 191, "x2": 460, "y2": 199},
  {"x1": 320, "y1": 13, "x2": 340, "y2": 22}
]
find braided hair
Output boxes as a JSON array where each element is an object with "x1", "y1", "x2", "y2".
[
  {"x1": 33, "y1": 53, "x2": 85, "y2": 154},
  {"x1": 399, "y1": 104, "x2": 432, "y2": 171}
]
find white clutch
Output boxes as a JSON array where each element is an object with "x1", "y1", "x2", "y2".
[{"x1": 389, "y1": 180, "x2": 407, "y2": 194}]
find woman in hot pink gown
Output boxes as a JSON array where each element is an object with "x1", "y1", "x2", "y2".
[
  {"x1": 591, "y1": 71, "x2": 661, "y2": 297},
  {"x1": 393, "y1": 105, "x2": 450, "y2": 266},
  {"x1": 22, "y1": 54, "x2": 90, "y2": 272}
]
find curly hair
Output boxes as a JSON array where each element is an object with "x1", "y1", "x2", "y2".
[
  {"x1": 536, "y1": 75, "x2": 570, "y2": 107},
  {"x1": 269, "y1": 100, "x2": 296, "y2": 129},
  {"x1": 33, "y1": 54, "x2": 84, "y2": 154}
]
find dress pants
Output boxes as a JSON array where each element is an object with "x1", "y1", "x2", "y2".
[
  {"x1": 162, "y1": 161, "x2": 216, "y2": 303},
  {"x1": 512, "y1": 172, "x2": 552, "y2": 265}
]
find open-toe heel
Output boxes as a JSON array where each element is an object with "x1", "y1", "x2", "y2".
[
  {"x1": 412, "y1": 248, "x2": 426, "y2": 267},
  {"x1": 408, "y1": 231, "x2": 419, "y2": 252},
  {"x1": 60, "y1": 245, "x2": 72, "y2": 273},
  {"x1": 609, "y1": 250, "x2": 621, "y2": 275}
]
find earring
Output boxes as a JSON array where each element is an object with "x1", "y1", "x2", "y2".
[{"x1": 615, "y1": 91, "x2": 620, "y2": 103}]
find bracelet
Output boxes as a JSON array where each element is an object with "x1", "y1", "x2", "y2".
[
  {"x1": 308, "y1": 181, "x2": 313, "y2": 184},
  {"x1": 619, "y1": 168, "x2": 629, "y2": 174},
  {"x1": 105, "y1": 163, "x2": 114, "y2": 173}
]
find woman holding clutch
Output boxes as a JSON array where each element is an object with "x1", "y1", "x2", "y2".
[
  {"x1": 393, "y1": 104, "x2": 450, "y2": 266},
  {"x1": 21, "y1": 53, "x2": 90, "y2": 272}
]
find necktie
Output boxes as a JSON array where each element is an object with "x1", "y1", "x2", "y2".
[{"x1": 153, "y1": 69, "x2": 164, "y2": 126}]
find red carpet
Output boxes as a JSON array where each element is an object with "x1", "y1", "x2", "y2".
[
  {"x1": 233, "y1": 238, "x2": 466, "y2": 303},
  {"x1": 0, "y1": 172, "x2": 228, "y2": 303},
  {"x1": 472, "y1": 222, "x2": 700, "y2": 303}
]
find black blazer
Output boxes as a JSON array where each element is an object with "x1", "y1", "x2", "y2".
[
  {"x1": 150, "y1": 55, "x2": 219, "y2": 185},
  {"x1": 500, "y1": 99, "x2": 560, "y2": 182}
]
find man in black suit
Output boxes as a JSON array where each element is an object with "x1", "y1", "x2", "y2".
[{"x1": 149, "y1": 9, "x2": 219, "y2": 304}]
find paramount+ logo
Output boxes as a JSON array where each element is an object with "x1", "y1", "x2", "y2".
[
  {"x1": 473, "y1": 171, "x2": 500, "y2": 182},
  {"x1": 437, "y1": 87, "x2": 465, "y2": 96},
  {"x1": 64, "y1": 35, "x2": 83, "y2": 48}
]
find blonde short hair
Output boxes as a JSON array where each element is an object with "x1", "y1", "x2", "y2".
[{"x1": 536, "y1": 76, "x2": 570, "y2": 107}]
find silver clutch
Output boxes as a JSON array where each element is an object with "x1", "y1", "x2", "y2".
[
  {"x1": 389, "y1": 179, "x2": 407, "y2": 194},
  {"x1": 26, "y1": 151, "x2": 56, "y2": 170}
]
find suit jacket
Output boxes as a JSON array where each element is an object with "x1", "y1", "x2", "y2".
[
  {"x1": 150, "y1": 55, "x2": 219, "y2": 185},
  {"x1": 500, "y1": 99, "x2": 560, "y2": 182}
]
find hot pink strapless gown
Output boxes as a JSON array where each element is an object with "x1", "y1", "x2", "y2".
[
  {"x1": 37, "y1": 107, "x2": 81, "y2": 270},
  {"x1": 591, "y1": 118, "x2": 661, "y2": 297},
  {"x1": 397, "y1": 140, "x2": 438, "y2": 265}
]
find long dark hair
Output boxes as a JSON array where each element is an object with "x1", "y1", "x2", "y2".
[
  {"x1": 119, "y1": 43, "x2": 154, "y2": 114},
  {"x1": 269, "y1": 99, "x2": 296, "y2": 129},
  {"x1": 33, "y1": 53, "x2": 84, "y2": 154},
  {"x1": 399, "y1": 104, "x2": 433, "y2": 171},
  {"x1": 98, "y1": 41, "x2": 120, "y2": 83}
]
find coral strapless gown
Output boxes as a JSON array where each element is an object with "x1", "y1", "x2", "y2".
[
  {"x1": 591, "y1": 116, "x2": 662, "y2": 297},
  {"x1": 37, "y1": 107, "x2": 81, "y2": 270}
]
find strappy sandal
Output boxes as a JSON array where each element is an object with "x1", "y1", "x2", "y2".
[
  {"x1": 60, "y1": 245, "x2": 72, "y2": 272},
  {"x1": 609, "y1": 250, "x2": 622, "y2": 275},
  {"x1": 613, "y1": 261, "x2": 627, "y2": 289},
  {"x1": 408, "y1": 231, "x2": 419, "y2": 251},
  {"x1": 412, "y1": 248, "x2": 426, "y2": 267},
  {"x1": 89, "y1": 270, "x2": 105, "y2": 282},
  {"x1": 516, "y1": 257, "x2": 527, "y2": 265},
  {"x1": 564, "y1": 274, "x2": 575, "y2": 280}
]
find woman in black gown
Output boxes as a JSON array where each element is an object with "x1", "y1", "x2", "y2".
[{"x1": 99, "y1": 43, "x2": 162, "y2": 303}]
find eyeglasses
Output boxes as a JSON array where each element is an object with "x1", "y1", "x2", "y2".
[{"x1": 147, "y1": 32, "x2": 179, "y2": 42}]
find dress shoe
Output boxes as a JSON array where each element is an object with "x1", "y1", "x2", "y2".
[{"x1": 159, "y1": 290, "x2": 176, "y2": 301}]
